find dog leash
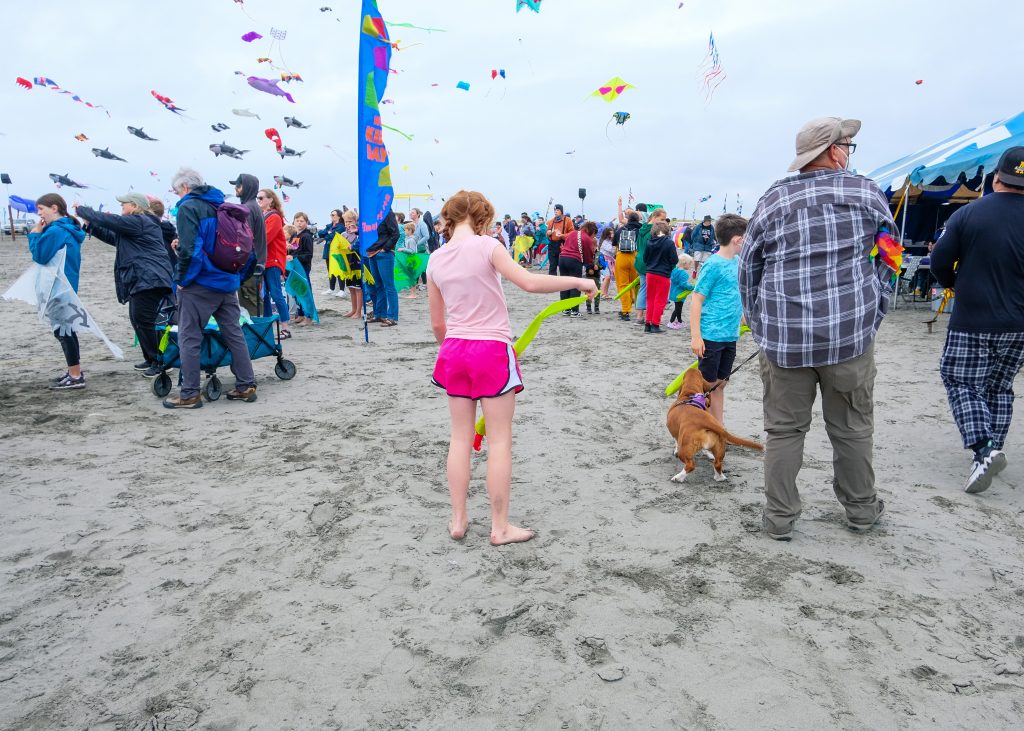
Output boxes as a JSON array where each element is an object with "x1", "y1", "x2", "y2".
[{"x1": 705, "y1": 349, "x2": 760, "y2": 396}]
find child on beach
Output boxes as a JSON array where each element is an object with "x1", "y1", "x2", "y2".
[
  {"x1": 426, "y1": 190, "x2": 597, "y2": 546},
  {"x1": 642, "y1": 220, "x2": 678, "y2": 333},
  {"x1": 289, "y1": 214, "x2": 315, "y2": 325},
  {"x1": 341, "y1": 210, "x2": 364, "y2": 318},
  {"x1": 667, "y1": 252, "x2": 695, "y2": 329},
  {"x1": 598, "y1": 226, "x2": 616, "y2": 299},
  {"x1": 400, "y1": 221, "x2": 421, "y2": 299},
  {"x1": 689, "y1": 214, "x2": 747, "y2": 424}
]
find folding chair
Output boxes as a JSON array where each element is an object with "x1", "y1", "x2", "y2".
[{"x1": 896, "y1": 256, "x2": 923, "y2": 309}]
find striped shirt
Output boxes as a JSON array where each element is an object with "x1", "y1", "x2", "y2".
[{"x1": 739, "y1": 169, "x2": 897, "y2": 368}]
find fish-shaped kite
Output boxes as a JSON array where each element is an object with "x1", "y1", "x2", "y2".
[
  {"x1": 127, "y1": 126, "x2": 158, "y2": 141},
  {"x1": 283, "y1": 116, "x2": 310, "y2": 129},
  {"x1": 265, "y1": 128, "x2": 283, "y2": 153},
  {"x1": 231, "y1": 108, "x2": 261, "y2": 119},
  {"x1": 273, "y1": 175, "x2": 302, "y2": 188},
  {"x1": 209, "y1": 142, "x2": 249, "y2": 160},
  {"x1": 592, "y1": 77, "x2": 634, "y2": 102},
  {"x1": 74, "y1": 133, "x2": 88, "y2": 142},
  {"x1": 246, "y1": 76, "x2": 295, "y2": 103},
  {"x1": 278, "y1": 146, "x2": 305, "y2": 159},
  {"x1": 257, "y1": 57, "x2": 272, "y2": 64},
  {"x1": 49, "y1": 173, "x2": 88, "y2": 189},
  {"x1": 151, "y1": 90, "x2": 186, "y2": 115},
  {"x1": 92, "y1": 147, "x2": 127, "y2": 162},
  {"x1": 211, "y1": 122, "x2": 230, "y2": 132}
]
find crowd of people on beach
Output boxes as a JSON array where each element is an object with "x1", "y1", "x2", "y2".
[{"x1": 19, "y1": 116, "x2": 1024, "y2": 545}]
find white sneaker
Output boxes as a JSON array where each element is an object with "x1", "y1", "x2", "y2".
[
  {"x1": 965, "y1": 449, "x2": 1007, "y2": 494},
  {"x1": 321, "y1": 289, "x2": 332, "y2": 296}
]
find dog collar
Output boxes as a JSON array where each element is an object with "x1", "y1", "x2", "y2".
[{"x1": 683, "y1": 393, "x2": 709, "y2": 410}]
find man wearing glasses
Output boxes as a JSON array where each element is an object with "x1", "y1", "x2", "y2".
[{"x1": 740, "y1": 117, "x2": 897, "y2": 541}]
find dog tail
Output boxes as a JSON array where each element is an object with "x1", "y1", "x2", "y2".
[{"x1": 722, "y1": 430, "x2": 764, "y2": 450}]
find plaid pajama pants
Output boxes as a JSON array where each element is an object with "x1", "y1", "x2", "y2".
[{"x1": 939, "y1": 330, "x2": 1024, "y2": 450}]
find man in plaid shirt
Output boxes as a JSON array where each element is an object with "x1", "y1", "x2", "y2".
[
  {"x1": 934, "y1": 146, "x2": 1024, "y2": 494},
  {"x1": 740, "y1": 117, "x2": 897, "y2": 541}
]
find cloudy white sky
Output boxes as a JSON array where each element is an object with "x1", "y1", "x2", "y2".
[{"x1": 2, "y1": 0, "x2": 1021, "y2": 227}]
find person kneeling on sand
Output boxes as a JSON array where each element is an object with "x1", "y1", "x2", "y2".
[{"x1": 427, "y1": 190, "x2": 597, "y2": 545}]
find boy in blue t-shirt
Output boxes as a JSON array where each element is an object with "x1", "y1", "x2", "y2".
[{"x1": 689, "y1": 214, "x2": 747, "y2": 424}]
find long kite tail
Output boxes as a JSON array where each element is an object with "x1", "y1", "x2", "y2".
[{"x1": 473, "y1": 295, "x2": 588, "y2": 450}]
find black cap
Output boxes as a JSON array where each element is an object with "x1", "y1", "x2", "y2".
[
  {"x1": 997, "y1": 146, "x2": 1024, "y2": 186},
  {"x1": 554, "y1": 203, "x2": 563, "y2": 212},
  {"x1": 703, "y1": 215, "x2": 713, "y2": 222},
  {"x1": 229, "y1": 175, "x2": 244, "y2": 186}
]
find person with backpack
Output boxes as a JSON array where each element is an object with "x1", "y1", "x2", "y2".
[
  {"x1": 162, "y1": 167, "x2": 257, "y2": 409},
  {"x1": 613, "y1": 212, "x2": 642, "y2": 321},
  {"x1": 75, "y1": 193, "x2": 173, "y2": 377},
  {"x1": 229, "y1": 174, "x2": 267, "y2": 316}
]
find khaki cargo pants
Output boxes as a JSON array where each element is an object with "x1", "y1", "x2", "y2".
[{"x1": 759, "y1": 346, "x2": 883, "y2": 534}]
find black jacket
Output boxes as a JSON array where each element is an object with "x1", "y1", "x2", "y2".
[
  {"x1": 366, "y1": 211, "x2": 399, "y2": 255},
  {"x1": 643, "y1": 235, "x2": 678, "y2": 278},
  {"x1": 292, "y1": 229, "x2": 315, "y2": 269},
  {"x1": 79, "y1": 208, "x2": 173, "y2": 303},
  {"x1": 147, "y1": 213, "x2": 178, "y2": 269},
  {"x1": 234, "y1": 174, "x2": 268, "y2": 275}
]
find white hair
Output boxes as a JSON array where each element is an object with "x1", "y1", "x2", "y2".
[{"x1": 171, "y1": 167, "x2": 204, "y2": 193}]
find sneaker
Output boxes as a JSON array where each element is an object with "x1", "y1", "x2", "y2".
[
  {"x1": 226, "y1": 386, "x2": 258, "y2": 402},
  {"x1": 162, "y1": 394, "x2": 203, "y2": 409},
  {"x1": 562, "y1": 311, "x2": 571, "y2": 317},
  {"x1": 51, "y1": 370, "x2": 70, "y2": 385},
  {"x1": 51, "y1": 373, "x2": 85, "y2": 390},
  {"x1": 321, "y1": 289, "x2": 333, "y2": 295},
  {"x1": 143, "y1": 365, "x2": 162, "y2": 378},
  {"x1": 416, "y1": 284, "x2": 427, "y2": 291},
  {"x1": 618, "y1": 313, "x2": 631, "y2": 322},
  {"x1": 133, "y1": 361, "x2": 151, "y2": 371},
  {"x1": 847, "y1": 499, "x2": 886, "y2": 532},
  {"x1": 644, "y1": 323, "x2": 652, "y2": 333},
  {"x1": 568, "y1": 312, "x2": 583, "y2": 319},
  {"x1": 965, "y1": 448, "x2": 1007, "y2": 494}
]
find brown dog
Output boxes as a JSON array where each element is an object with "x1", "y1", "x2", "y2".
[{"x1": 666, "y1": 368, "x2": 764, "y2": 483}]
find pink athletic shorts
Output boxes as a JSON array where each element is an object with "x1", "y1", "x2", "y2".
[{"x1": 432, "y1": 338, "x2": 524, "y2": 400}]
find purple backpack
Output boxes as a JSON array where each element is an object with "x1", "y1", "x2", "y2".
[{"x1": 209, "y1": 202, "x2": 254, "y2": 273}]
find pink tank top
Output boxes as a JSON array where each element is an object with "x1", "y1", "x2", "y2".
[{"x1": 426, "y1": 235, "x2": 512, "y2": 344}]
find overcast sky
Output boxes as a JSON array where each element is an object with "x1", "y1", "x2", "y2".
[{"x1": 2, "y1": 0, "x2": 1021, "y2": 227}]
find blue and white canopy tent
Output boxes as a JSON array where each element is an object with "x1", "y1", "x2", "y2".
[{"x1": 867, "y1": 110, "x2": 1024, "y2": 243}]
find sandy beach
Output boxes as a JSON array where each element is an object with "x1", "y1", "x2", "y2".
[{"x1": 2, "y1": 239, "x2": 1024, "y2": 730}]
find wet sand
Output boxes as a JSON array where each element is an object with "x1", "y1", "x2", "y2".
[{"x1": 2, "y1": 241, "x2": 1023, "y2": 729}]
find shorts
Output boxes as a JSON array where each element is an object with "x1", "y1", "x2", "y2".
[
  {"x1": 432, "y1": 338, "x2": 524, "y2": 400},
  {"x1": 698, "y1": 339, "x2": 736, "y2": 382},
  {"x1": 692, "y1": 250, "x2": 713, "y2": 264}
]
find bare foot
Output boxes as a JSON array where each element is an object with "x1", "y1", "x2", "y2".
[
  {"x1": 490, "y1": 524, "x2": 535, "y2": 546},
  {"x1": 448, "y1": 519, "x2": 469, "y2": 541}
]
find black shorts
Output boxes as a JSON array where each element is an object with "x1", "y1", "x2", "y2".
[{"x1": 698, "y1": 339, "x2": 737, "y2": 382}]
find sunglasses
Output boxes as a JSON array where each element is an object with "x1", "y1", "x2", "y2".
[{"x1": 256, "y1": 195, "x2": 267, "y2": 200}]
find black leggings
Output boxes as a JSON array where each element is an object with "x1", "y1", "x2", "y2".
[
  {"x1": 129, "y1": 288, "x2": 168, "y2": 365},
  {"x1": 53, "y1": 330, "x2": 80, "y2": 367},
  {"x1": 548, "y1": 243, "x2": 561, "y2": 275},
  {"x1": 558, "y1": 256, "x2": 583, "y2": 313},
  {"x1": 670, "y1": 301, "x2": 685, "y2": 323}
]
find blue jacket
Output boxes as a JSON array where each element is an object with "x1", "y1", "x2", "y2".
[
  {"x1": 670, "y1": 267, "x2": 694, "y2": 302},
  {"x1": 319, "y1": 222, "x2": 344, "y2": 260},
  {"x1": 690, "y1": 223, "x2": 717, "y2": 253},
  {"x1": 28, "y1": 217, "x2": 85, "y2": 292},
  {"x1": 175, "y1": 186, "x2": 240, "y2": 293}
]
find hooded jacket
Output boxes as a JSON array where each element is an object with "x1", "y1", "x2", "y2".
[
  {"x1": 175, "y1": 185, "x2": 240, "y2": 292},
  {"x1": 643, "y1": 234, "x2": 678, "y2": 278},
  {"x1": 366, "y1": 211, "x2": 399, "y2": 255},
  {"x1": 234, "y1": 174, "x2": 267, "y2": 275},
  {"x1": 28, "y1": 217, "x2": 85, "y2": 292},
  {"x1": 147, "y1": 213, "x2": 178, "y2": 268},
  {"x1": 264, "y1": 210, "x2": 287, "y2": 271},
  {"x1": 78, "y1": 207, "x2": 172, "y2": 303}
]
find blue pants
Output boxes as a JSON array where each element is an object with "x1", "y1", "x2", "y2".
[
  {"x1": 262, "y1": 267, "x2": 290, "y2": 323},
  {"x1": 367, "y1": 251, "x2": 399, "y2": 321},
  {"x1": 636, "y1": 275, "x2": 648, "y2": 310},
  {"x1": 940, "y1": 330, "x2": 1024, "y2": 449}
]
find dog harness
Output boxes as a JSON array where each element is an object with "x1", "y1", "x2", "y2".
[{"x1": 681, "y1": 393, "x2": 709, "y2": 411}]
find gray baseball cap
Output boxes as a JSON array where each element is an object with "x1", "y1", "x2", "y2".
[
  {"x1": 788, "y1": 117, "x2": 861, "y2": 172},
  {"x1": 116, "y1": 192, "x2": 151, "y2": 210}
]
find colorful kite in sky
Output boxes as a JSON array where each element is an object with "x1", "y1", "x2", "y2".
[
  {"x1": 23, "y1": 77, "x2": 110, "y2": 115},
  {"x1": 241, "y1": 31, "x2": 262, "y2": 42},
  {"x1": 606, "y1": 111, "x2": 631, "y2": 141},
  {"x1": 246, "y1": 76, "x2": 295, "y2": 103},
  {"x1": 698, "y1": 32, "x2": 727, "y2": 104},
  {"x1": 456, "y1": 81, "x2": 470, "y2": 91},
  {"x1": 265, "y1": 128, "x2": 283, "y2": 153},
  {"x1": 517, "y1": 0, "x2": 542, "y2": 12},
  {"x1": 74, "y1": 133, "x2": 88, "y2": 142},
  {"x1": 151, "y1": 90, "x2": 186, "y2": 115},
  {"x1": 491, "y1": 69, "x2": 506, "y2": 80},
  {"x1": 592, "y1": 77, "x2": 634, "y2": 102}
]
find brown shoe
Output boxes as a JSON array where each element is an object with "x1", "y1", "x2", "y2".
[
  {"x1": 162, "y1": 394, "x2": 203, "y2": 409},
  {"x1": 226, "y1": 386, "x2": 258, "y2": 402}
]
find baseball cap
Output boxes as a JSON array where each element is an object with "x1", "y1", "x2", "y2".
[
  {"x1": 996, "y1": 146, "x2": 1024, "y2": 186},
  {"x1": 228, "y1": 174, "x2": 245, "y2": 186},
  {"x1": 788, "y1": 117, "x2": 861, "y2": 172},
  {"x1": 116, "y1": 192, "x2": 150, "y2": 210},
  {"x1": 703, "y1": 215, "x2": 713, "y2": 222}
]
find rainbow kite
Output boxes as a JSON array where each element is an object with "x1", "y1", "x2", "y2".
[{"x1": 871, "y1": 227, "x2": 903, "y2": 285}]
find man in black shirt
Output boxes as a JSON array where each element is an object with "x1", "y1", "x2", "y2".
[{"x1": 933, "y1": 146, "x2": 1024, "y2": 494}]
